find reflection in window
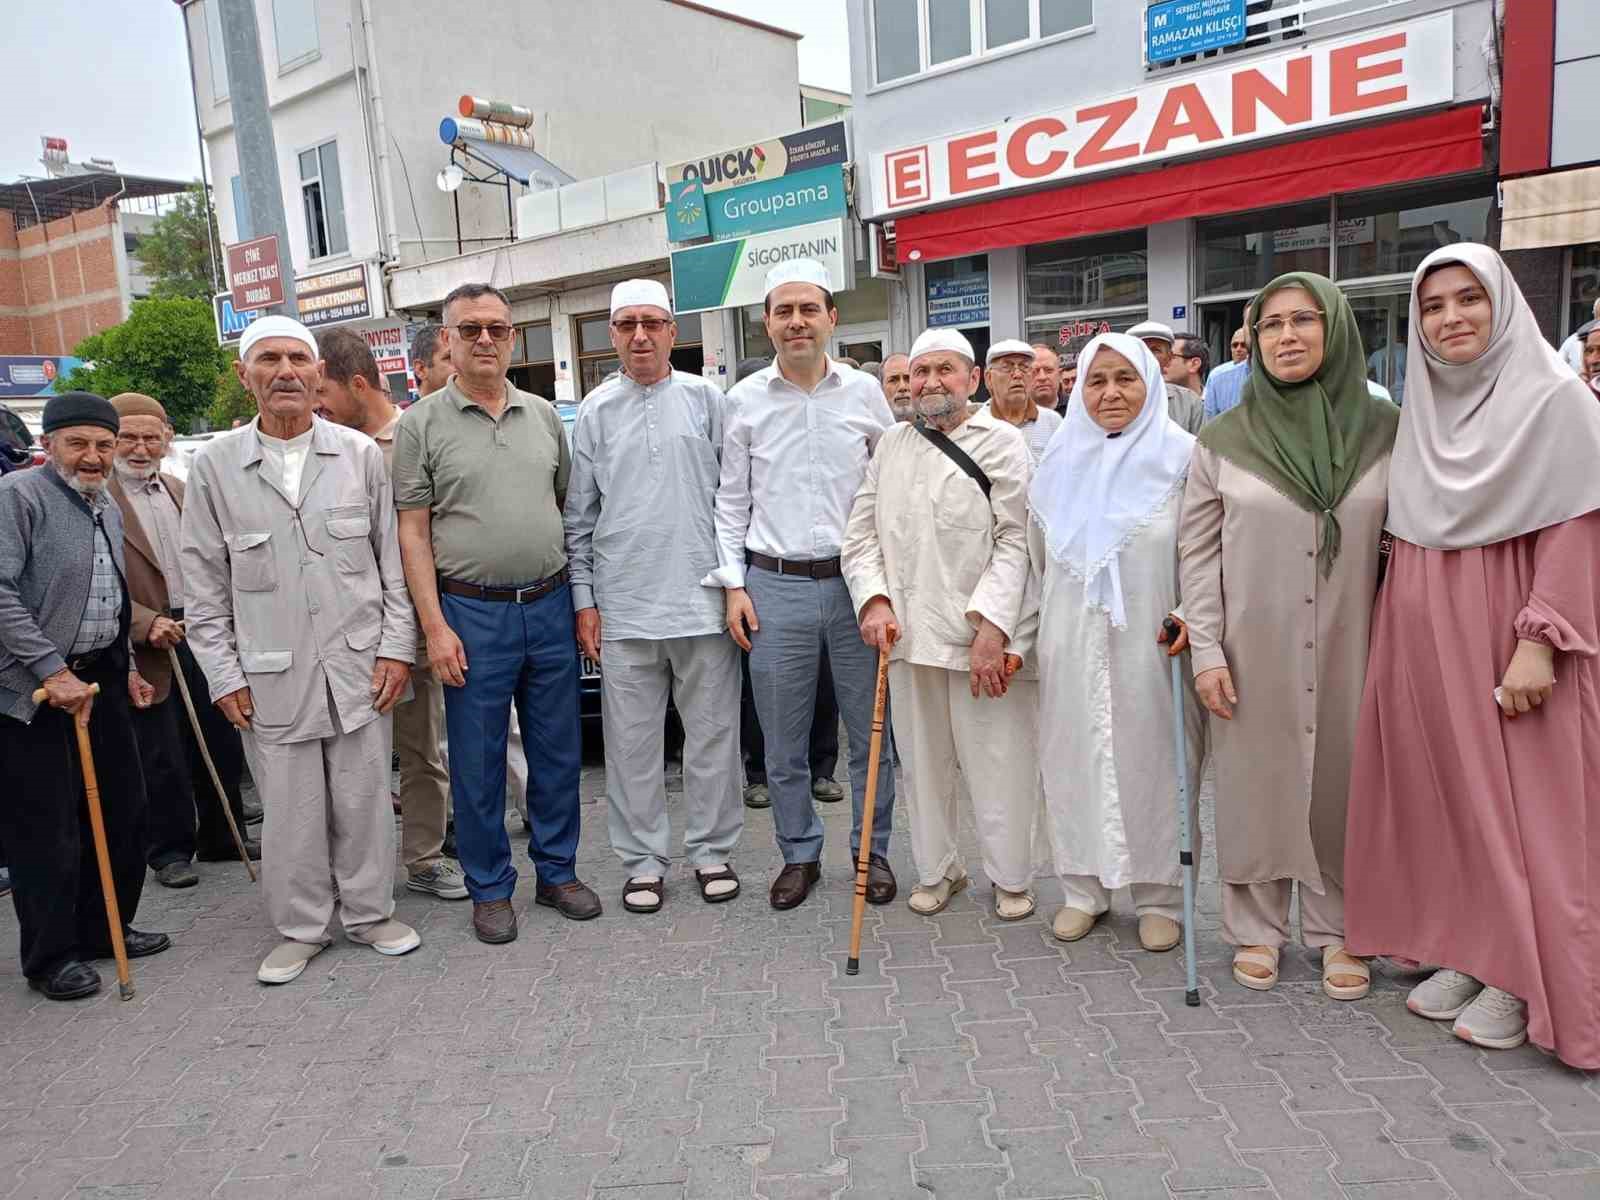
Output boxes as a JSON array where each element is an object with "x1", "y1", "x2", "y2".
[
  {"x1": 1196, "y1": 202, "x2": 1333, "y2": 295},
  {"x1": 1569, "y1": 244, "x2": 1600, "y2": 338},
  {"x1": 1334, "y1": 182, "x2": 1494, "y2": 281},
  {"x1": 1025, "y1": 231, "x2": 1148, "y2": 316}
]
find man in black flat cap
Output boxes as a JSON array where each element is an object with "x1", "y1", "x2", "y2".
[{"x1": 0, "y1": 391, "x2": 170, "y2": 1001}]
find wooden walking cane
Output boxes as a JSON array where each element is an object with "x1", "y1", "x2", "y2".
[
  {"x1": 845, "y1": 646, "x2": 892, "y2": 976},
  {"x1": 166, "y1": 644, "x2": 257, "y2": 882},
  {"x1": 32, "y1": 683, "x2": 135, "y2": 1000}
]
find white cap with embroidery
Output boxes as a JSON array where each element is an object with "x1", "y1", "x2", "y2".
[
  {"x1": 763, "y1": 258, "x2": 835, "y2": 298},
  {"x1": 609, "y1": 279, "x2": 672, "y2": 317}
]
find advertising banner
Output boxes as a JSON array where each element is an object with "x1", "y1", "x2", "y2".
[
  {"x1": 667, "y1": 179, "x2": 711, "y2": 242},
  {"x1": 225, "y1": 235, "x2": 284, "y2": 311},
  {"x1": 1146, "y1": 0, "x2": 1247, "y2": 62},
  {"x1": 671, "y1": 218, "x2": 848, "y2": 315},
  {"x1": 667, "y1": 121, "x2": 847, "y2": 196},
  {"x1": 684, "y1": 165, "x2": 847, "y2": 243},
  {"x1": 927, "y1": 273, "x2": 990, "y2": 328},
  {"x1": 296, "y1": 263, "x2": 378, "y2": 329}
]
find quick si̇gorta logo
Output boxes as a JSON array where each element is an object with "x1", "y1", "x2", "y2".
[{"x1": 681, "y1": 143, "x2": 769, "y2": 185}]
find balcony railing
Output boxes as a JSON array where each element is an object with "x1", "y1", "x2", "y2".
[{"x1": 1144, "y1": 0, "x2": 1420, "y2": 72}]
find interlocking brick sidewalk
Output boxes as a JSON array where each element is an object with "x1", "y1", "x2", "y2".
[{"x1": 2, "y1": 759, "x2": 1597, "y2": 1199}]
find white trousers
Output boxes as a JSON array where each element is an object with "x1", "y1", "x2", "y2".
[
  {"x1": 889, "y1": 661, "x2": 1042, "y2": 893},
  {"x1": 1221, "y1": 871, "x2": 1346, "y2": 950},
  {"x1": 1060, "y1": 876, "x2": 1183, "y2": 922},
  {"x1": 601, "y1": 635, "x2": 743, "y2": 876},
  {"x1": 241, "y1": 711, "x2": 396, "y2": 945}
]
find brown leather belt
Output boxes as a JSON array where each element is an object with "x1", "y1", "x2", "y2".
[
  {"x1": 746, "y1": 551, "x2": 841, "y2": 579},
  {"x1": 439, "y1": 568, "x2": 569, "y2": 604}
]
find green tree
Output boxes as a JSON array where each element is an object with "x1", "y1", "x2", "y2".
[
  {"x1": 208, "y1": 355, "x2": 256, "y2": 429},
  {"x1": 62, "y1": 297, "x2": 230, "y2": 433},
  {"x1": 135, "y1": 183, "x2": 220, "y2": 301}
]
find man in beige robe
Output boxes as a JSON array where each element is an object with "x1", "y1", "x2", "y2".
[{"x1": 842, "y1": 327, "x2": 1042, "y2": 921}]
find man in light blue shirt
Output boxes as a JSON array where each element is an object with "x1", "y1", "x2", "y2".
[{"x1": 1203, "y1": 325, "x2": 1252, "y2": 422}]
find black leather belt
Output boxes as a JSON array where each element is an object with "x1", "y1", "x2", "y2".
[
  {"x1": 439, "y1": 568, "x2": 570, "y2": 604},
  {"x1": 746, "y1": 551, "x2": 842, "y2": 579},
  {"x1": 169, "y1": 607, "x2": 185, "y2": 621},
  {"x1": 68, "y1": 648, "x2": 107, "y2": 671}
]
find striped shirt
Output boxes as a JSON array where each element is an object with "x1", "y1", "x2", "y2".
[{"x1": 69, "y1": 497, "x2": 123, "y2": 656}]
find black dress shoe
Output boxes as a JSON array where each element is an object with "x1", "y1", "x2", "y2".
[
  {"x1": 866, "y1": 854, "x2": 897, "y2": 905},
  {"x1": 197, "y1": 838, "x2": 261, "y2": 862},
  {"x1": 769, "y1": 861, "x2": 821, "y2": 910},
  {"x1": 84, "y1": 929, "x2": 172, "y2": 960},
  {"x1": 27, "y1": 961, "x2": 101, "y2": 1001}
]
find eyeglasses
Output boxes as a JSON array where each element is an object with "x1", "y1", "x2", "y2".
[
  {"x1": 1253, "y1": 310, "x2": 1324, "y2": 339},
  {"x1": 988, "y1": 360, "x2": 1032, "y2": 376},
  {"x1": 611, "y1": 318, "x2": 673, "y2": 335},
  {"x1": 116, "y1": 433, "x2": 165, "y2": 448},
  {"x1": 451, "y1": 322, "x2": 514, "y2": 343}
]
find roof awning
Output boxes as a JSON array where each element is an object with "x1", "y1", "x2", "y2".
[
  {"x1": 1501, "y1": 166, "x2": 1600, "y2": 251},
  {"x1": 896, "y1": 105, "x2": 1485, "y2": 263}
]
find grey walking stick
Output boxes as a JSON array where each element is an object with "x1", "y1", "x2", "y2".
[
  {"x1": 1161, "y1": 617, "x2": 1200, "y2": 1007},
  {"x1": 167, "y1": 642, "x2": 258, "y2": 883}
]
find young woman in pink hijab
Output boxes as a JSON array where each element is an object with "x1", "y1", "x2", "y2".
[{"x1": 1345, "y1": 244, "x2": 1600, "y2": 1066}]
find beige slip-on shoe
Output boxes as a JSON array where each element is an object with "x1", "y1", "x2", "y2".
[
  {"x1": 1052, "y1": 906, "x2": 1098, "y2": 942},
  {"x1": 258, "y1": 941, "x2": 325, "y2": 985},
  {"x1": 1138, "y1": 914, "x2": 1181, "y2": 952},
  {"x1": 347, "y1": 920, "x2": 422, "y2": 957}
]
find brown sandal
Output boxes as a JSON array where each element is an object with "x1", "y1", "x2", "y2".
[
  {"x1": 623, "y1": 877, "x2": 664, "y2": 914},
  {"x1": 695, "y1": 865, "x2": 740, "y2": 904}
]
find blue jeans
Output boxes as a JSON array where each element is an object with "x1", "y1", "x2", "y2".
[{"x1": 440, "y1": 583, "x2": 581, "y2": 899}]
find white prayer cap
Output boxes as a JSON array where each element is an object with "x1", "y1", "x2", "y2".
[
  {"x1": 1126, "y1": 320, "x2": 1175, "y2": 345},
  {"x1": 609, "y1": 279, "x2": 672, "y2": 318},
  {"x1": 239, "y1": 314, "x2": 318, "y2": 361},
  {"x1": 985, "y1": 338, "x2": 1036, "y2": 366},
  {"x1": 763, "y1": 258, "x2": 834, "y2": 298},
  {"x1": 908, "y1": 327, "x2": 975, "y2": 365}
]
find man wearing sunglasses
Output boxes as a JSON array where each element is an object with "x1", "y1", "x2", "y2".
[{"x1": 394, "y1": 283, "x2": 600, "y2": 942}]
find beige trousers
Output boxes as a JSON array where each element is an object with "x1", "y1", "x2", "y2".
[
  {"x1": 890, "y1": 661, "x2": 1042, "y2": 893},
  {"x1": 393, "y1": 663, "x2": 448, "y2": 874},
  {"x1": 241, "y1": 711, "x2": 396, "y2": 945},
  {"x1": 1221, "y1": 870, "x2": 1345, "y2": 950},
  {"x1": 1061, "y1": 876, "x2": 1183, "y2": 922}
]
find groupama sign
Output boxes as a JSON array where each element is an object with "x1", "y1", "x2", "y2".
[{"x1": 871, "y1": 12, "x2": 1454, "y2": 214}]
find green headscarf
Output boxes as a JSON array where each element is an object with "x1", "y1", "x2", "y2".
[{"x1": 1197, "y1": 272, "x2": 1398, "y2": 576}]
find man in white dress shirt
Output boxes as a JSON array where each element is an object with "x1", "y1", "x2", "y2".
[{"x1": 708, "y1": 260, "x2": 898, "y2": 911}]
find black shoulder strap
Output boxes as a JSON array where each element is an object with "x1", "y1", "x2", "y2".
[{"x1": 914, "y1": 422, "x2": 991, "y2": 498}]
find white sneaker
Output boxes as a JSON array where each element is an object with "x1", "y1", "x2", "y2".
[
  {"x1": 1453, "y1": 986, "x2": 1528, "y2": 1050},
  {"x1": 347, "y1": 920, "x2": 421, "y2": 957},
  {"x1": 1407, "y1": 968, "x2": 1483, "y2": 1020},
  {"x1": 406, "y1": 860, "x2": 468, "y2": 900},
  {"x1": 257, "y1": 941, "x2": 325, "y2": 984}
]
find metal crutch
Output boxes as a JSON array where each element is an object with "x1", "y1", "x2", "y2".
[{"x1": 1161, "y1": 617, "x2": 1201, "y2": 1007}]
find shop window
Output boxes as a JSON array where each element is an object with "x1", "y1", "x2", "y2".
[
  {"x1": 1196, "y1": 201, "x2": 1335, "y2": 296},
  {"x1": 871, "y1": 0, "x2": 1094, "y2": 85},
  {"x1": 1569, "y1": 245, "x2": 1600, "y2": 337},
  {"x1": 1025, "y1": 230, "x2": 1147, "y2": 317},
  {"x1": 299, "y1": 140, "x2": 347, "y2": 259},
  {"x1": 508, "y1": 322, "x2": 556, "y2": 400},
  {"x1": 203, "y1": 0, "x2": 229, "y2": 101},
  {"x1": 273, "y1": 0, "x2": 319, "y2": 72},
  {"x1": 1334, "y1": 181, "x2": 1495, "y2": 282}
]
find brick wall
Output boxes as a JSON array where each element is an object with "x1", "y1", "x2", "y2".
[{"x1": 0, "y1": 203, "x2": 130, "y2": 355}]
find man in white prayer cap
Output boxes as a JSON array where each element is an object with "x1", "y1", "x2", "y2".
[
  {"x1": 180, "y1": 314, "x2": 422, "y2": 984},
  {"x1": 1127, "y1": 320, "x2": 1204, "y2": 433},
  {"x1": 563, "y1": 279, "x2": 743, "y2": 914},
  {"x1": 984, "y1": 339, "x2": 1061, "y2": 464},
  {"x1": 841, "y1": 327, "x2": 1043, "y2": 920},
  {"x1": 706, "y1": 258, "x2": 898, "y2": 911}
]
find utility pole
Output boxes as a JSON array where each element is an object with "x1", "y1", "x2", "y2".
[{"x1": 216, "y1": 0, "x2": 297, "y2": 315}]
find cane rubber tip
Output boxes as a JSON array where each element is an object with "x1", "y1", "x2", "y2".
[
  {"x1": 844, "y1": 958, "x2": 860, "y2": 976},
  {"x1": 1184, "y1": 989, "x2": 1200, "y2": 1007},
  {"x1": 118, "y1": 983, "x2": 135, "y2": 1001}
]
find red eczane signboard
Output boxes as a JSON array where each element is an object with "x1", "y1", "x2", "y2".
[{"x1": 226, "y1": 235, "x2": 285, "y2": 311}]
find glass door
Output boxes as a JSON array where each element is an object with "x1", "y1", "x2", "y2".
[
  {"x1": 831, "y1": 322, "x2": 889, "y2": 367},
  {"x1": 1345, "y1": 290, "x2": 1410, "y2": 406}
]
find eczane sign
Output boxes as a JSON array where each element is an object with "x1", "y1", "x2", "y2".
[{"x1": 872, "y1": 12, "x2": 1454, "y2": 214}]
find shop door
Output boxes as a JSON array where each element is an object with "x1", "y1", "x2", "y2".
[
  {"x1": 1200, "y1": 301, "x2": 1250, "y2": 370},
  {"x1": 1346, "y1": 291, "x2": 1410, "y2": 406}
]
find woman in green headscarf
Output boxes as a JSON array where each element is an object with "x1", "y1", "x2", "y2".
[{"x1": 1176, "y1": 273, "x2": 1398, "y2": 1000}]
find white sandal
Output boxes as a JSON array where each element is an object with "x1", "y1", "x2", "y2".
[
  {"x1": 1232, "y1": 945, "x2": 1279, "y2": 991},
  {"x1": 1322, "y1": 945, "x2": 1370, "y2": 1001}
]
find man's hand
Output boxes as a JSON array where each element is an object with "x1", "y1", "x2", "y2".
[
  {"x1": 1004, "y1": 654, "x2": 1022, "y2": 677},
  {"x1": 576, "y1": 608, "x2": 602, "y2": 662},
  {"x1": 970, "y1": 618, "x2": 1009, "y2": 699},
  {"x1": 858, "y1": 597, "x2": 900, "y2": 652},
  {"x1": 147, "y1": 616, "x2": 185, "y2": 650},
  {"x1": 726, "y1": 588, "x2": 759, "y2": 652},
  {"x1": 425, "y1": 621, "x2": 469, "y2": 687},
  {"x1": 128, "y1": 671, "x2": 155, "y2": 709},
  {"x1": 1195, "y1": 666, "x2": 1236, "y2": 720},
  {"x1": 371, "y1": 657, "x2": 410, "y2": 714},
  {"x1": 216, "y1": 686, "x2": 254, "y2": 730},
  {"x1": 1498, "y1": 639, "x2": 1556, "y2": 719},
  {"x1": 1157, "y1": 616, "x2": 1189, "y2": 657},
  {"x1": 41, "y1": 669, "x2": 95, "y2": 723}
]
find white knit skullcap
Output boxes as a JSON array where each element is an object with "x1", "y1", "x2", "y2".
[
  {"x1": 239, "y1": 314, "x2": 318, "y2": 361},
  {"x1": 763, "y1": 258, "x2": 834, "y2": 297},
  {"x1": 609, "y1": 279, "x2": 672, "y2": 318},
  {"x1": 908, "y1": 327, "x2": 975, "y2": 364}
]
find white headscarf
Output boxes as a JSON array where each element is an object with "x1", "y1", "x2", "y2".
[
  {"x1": 1387, "y1": 243, "x2": 1600, "y2": 550},
  {"x1": 1028, "y1": 332, "x2": 1195, "y2": 628}
]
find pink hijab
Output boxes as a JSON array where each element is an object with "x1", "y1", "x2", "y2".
[{"x1": 1386, "y1": 243, "x2": 1600, "y2": 550}]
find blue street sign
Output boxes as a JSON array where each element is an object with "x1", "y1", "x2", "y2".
[
  {"x1": 1146, "y1": 0, "x2": 1247, "y2": 62},
  {"x1": 213, "y1": 292, "x2": 261, "y2": 347}
]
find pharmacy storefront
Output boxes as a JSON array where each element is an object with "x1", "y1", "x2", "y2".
[{"x1": 866, "y1": 11, "x2": 1492, "y2": 386}]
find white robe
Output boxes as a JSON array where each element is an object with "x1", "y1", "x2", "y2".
[{"x1": 1030, "y1": 490, "x2": 1205, "y2": 889}]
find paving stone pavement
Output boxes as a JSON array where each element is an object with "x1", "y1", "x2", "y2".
[{"x1": 2, "y1": 751, "x2": 1599, "y2": 1200}]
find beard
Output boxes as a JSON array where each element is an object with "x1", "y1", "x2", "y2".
[
  {"x1": 113, "y1": 457, "x2": 156, "y2": 483},
  {"x1": 54, "y1": 462, "x2": 105, "y2": 495}
]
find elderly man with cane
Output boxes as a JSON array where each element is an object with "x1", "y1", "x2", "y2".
[
  {"x1": 109, "y1": 392, "x2": 257, "y2": 889},
  {"x1": 182, "y1": 316, "x2": 421, "y2": 985},
  {"x1": 841, "y1": 328, "x2": 1043, "y2": 921},
  {"x1": 0, "y1": 391, "x2": 168, "y2": 1000}
]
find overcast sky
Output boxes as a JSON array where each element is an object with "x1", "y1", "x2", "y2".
[{"x1": 0, "y1": 1, "x2": 850, "y2": 184}]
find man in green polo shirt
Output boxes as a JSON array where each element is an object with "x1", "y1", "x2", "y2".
[{"x1": 393, "y1": 282, "x2": 599, "y2": 942}]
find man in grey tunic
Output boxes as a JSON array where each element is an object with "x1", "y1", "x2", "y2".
[{"x1": 564, "y1": 280, "x2": 742, "y2": 912}]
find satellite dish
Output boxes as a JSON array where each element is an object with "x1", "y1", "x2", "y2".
[{"x1": 435, "y1": 163, "x2": 464, "y2": 193}]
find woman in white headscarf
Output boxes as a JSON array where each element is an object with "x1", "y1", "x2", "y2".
[
  {"x1": 1028, "y1": 333, "x2": 1205, "y2": 951},
  {"x1": 1345, "y1": 244, "x2": 1600, "y2": 1067}
]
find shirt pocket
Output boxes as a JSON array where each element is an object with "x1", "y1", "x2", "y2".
[
  {"x1": 225, "y1": 531, "x2": 276, "y2": 592},
  {"x1": 324, "y1": 506, "x2": 373, "y2": 575}
]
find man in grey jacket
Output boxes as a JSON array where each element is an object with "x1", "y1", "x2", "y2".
[
  {"x1": 0, "y1": 391, "x2": 166, "y2": 1001},
  {"x1": 182, "y1": 316, "x2": 420, "y2": 986}
]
